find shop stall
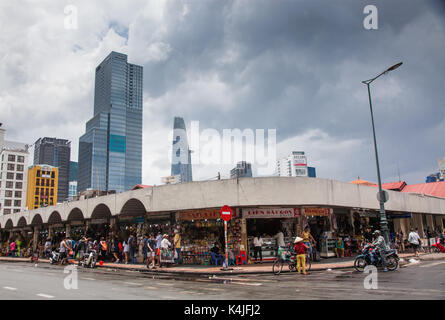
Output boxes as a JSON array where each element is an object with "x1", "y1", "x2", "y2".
[
  {"x1": 175, "y1": 209, "x2": 242, "y2": 265},
  {"x1": 69, "y1": 221, "x2": 86, "y2": 239},
  {"x1": 243, "y1": 207, "x2": 300, "y2": 262},
  {"x1": 302, "y1": 207, "x2": 335, "y2": 258},
  {"x1": 144, "y1": 212, "x2": 175, "y2": 238}
]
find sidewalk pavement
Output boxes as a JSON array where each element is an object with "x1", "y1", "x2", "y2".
[{"x1": 1, "y1": 251, "x2": 444, "y2": 275}]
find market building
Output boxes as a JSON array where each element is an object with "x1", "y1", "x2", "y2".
[{"x1": 1, "y1": 177, "x2": 445, "y2": 262}]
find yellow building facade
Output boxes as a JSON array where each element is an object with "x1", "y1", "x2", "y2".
[{"x1": 26, "y1": 165, "x2": 58, "y2": 210}]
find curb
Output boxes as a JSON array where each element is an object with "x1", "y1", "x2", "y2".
[{"x1": 1, "y1": 253, "x2": 443, "y2": 276}]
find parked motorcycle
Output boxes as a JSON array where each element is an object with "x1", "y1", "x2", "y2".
[
  {"x1": 354, "y1": 243, "x2": 399, "y2": 272},
  {"x1": 49, "y1": 250, "x2": 61, "y2": 265},
  {"x1": 431, "y1": 239, "x2": 445, "y2": 253},
  {"x1": 81, "y1": 249, "x2": 97, "y2": 268}
]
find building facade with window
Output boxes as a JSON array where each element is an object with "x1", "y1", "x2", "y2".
[
  {"x1": 78, "y1": 51, "x2": 143, "y2": 193},
  {"x1": 33, "y1": 137, "x2": 71, "y2": 203},
  {"x1": 26, "y1": 165, "x2": 58, "y2": 210},
  {"x1": 277, "y1": 151, "x2": 308, "y2": 177},
  {"x1": 0, "y1": 126, "x2": 29, "y2": 215},
  {"x1": 230, "y1": 161, "x2": 253, "y2": 179}
]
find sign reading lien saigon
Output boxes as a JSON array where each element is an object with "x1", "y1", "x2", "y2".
[
  {"x1": 303, "y1": 207, "x2": 332, "y2": 216},
  {"x1": 243, "y1": 208, "x2": 301, "y2": 219}
]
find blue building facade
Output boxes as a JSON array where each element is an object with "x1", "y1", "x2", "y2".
[
  {"x1": 171, "y1": 117, "x2": 192, "y2": 183},
  {"x1": 78, "y1": 52, "x2": 143, "y2": 193},
  {"x1": 308, "y1": 167, "x2": 316, "y2": 178}
]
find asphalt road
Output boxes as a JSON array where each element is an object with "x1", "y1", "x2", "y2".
[{"x1": 0, "y1": 259, "x2": 444, "y2": 300}]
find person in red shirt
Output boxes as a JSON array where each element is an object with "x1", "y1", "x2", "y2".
[{"x1": 294, "y1": 237, "x2": 309, "y2": 275}]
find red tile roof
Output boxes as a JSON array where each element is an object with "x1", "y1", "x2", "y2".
[
  {"x1": 401, "y1": 181, "x2": 445, "y2": 199},
  {"x1": 370, "y1": 181, "x2": 407, "y2": 191}
]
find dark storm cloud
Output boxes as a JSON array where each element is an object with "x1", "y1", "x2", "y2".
[
  {"x1": 137, "y1": 0, "x2": 445, "y2": 183},
  {"x1": 1, "y1": 0, "x2": 443, "y2": 184}
]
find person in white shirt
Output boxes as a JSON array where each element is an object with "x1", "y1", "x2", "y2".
[
  {"x1": 253, "y1": 234, "x2": 264, "y2": 263},
  {"x1": 274, "y1": 230, "x2": 285, "y2": 247},
  {"x1": 160, "y1": 234, "x2": 171, "y2": 250},
  {"x1": 408, "y1": 228, "x2": 421, "y2": 257}
]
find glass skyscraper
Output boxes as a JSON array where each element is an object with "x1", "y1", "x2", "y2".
[
  {"x1": 171, "y1": 117, "x2": 192, "y2": 183},
  {"x1": 78, "y1": 52, "x2": 143, "y2": 193},
  {"x1": 33, "y1": 137, "x2": 71, "y2": 202}
]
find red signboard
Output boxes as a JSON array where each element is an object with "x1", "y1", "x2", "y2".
[{"x1": 220, "y1": 205, "x2": 232, "y2": 222}]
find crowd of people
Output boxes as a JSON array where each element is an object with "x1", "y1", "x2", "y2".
[{"x1": 0, "y1": 227, "x2": 185, "y2": 268}]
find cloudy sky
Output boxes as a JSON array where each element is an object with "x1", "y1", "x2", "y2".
[{"x1": 1, "y1": 0, "x2": 444, "y2": 186}]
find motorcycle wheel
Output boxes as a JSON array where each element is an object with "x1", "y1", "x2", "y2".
[
  {"x1": 272, "y1": 259, "x2": 284, "y2": 275},
  {"x1": 387, "y1": 256, "x2": 398, "y2": 271},
  {"x1": 433, "y1": 247, "x2": 441, "y2": 253},
  {"x1": 354, "y1": 257, "x2": 367, "y2": 272}
]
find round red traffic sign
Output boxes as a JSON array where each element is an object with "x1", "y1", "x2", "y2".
[{"x1": 220, "y1": 205, "x2": 232, "y2": 222}]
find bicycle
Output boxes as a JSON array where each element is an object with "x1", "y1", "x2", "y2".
[{"x1": 272, "y1": 246, "x2": 311, "y2": 275}]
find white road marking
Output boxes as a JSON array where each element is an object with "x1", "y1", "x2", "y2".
[
  {"x1": 155, "y1": 283, "x2": 175, "y2": 286},
  {"x1": 36, "y1": 293, "x2": 55, "y2": 299},
  {"x1": 123, "y1": 281, "x2": 142, "y2": 286},
  {"x1": 231, "y1": 282, "x2": 262, "y2": 286},
  {"x1": 82, "y1": 277, "x2": 96, "y2": 281},
  {"x1": 3, "y1": 287, "x2": 17, "y2": 291},
  {"x1": 143, "y1": 286, "x2": 159, "y2": 290},
  {"x1": 420, "y1": 261, "x2": 445, "y2": 268}
]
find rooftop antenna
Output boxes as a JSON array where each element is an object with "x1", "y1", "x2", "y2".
[{"x1": 397, "y1": 161, "x2": 401, "y2": 182}]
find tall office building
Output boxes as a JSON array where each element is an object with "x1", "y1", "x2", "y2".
[
  {"x1": 230, "y1": 161, "x2": 253, "y2": 179},
  {"x1": 68, "y1": 161, "x2": 78, "y2": 200},
  {"x1": 277, "y1": 151, "x2": 308, "y2": 177},
  {"x1": 78, "y1": 52, "x2": 143, "y2": 193},
  {"x1": 0, "y1": 124, "x2": 29, "y2": 215},
  {"x1": 171, "y1": 117, "x2": 192, "y2": 183},
  {"x1": 33, "y1": 137, "x2": 71, "y2": 203}
]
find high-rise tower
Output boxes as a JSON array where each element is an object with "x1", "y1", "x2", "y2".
[
  {"x1": 171, "y1": 117, "x2": 192, "y2": 183},
  {"x1": 78, "y1": 52, "x2": 143, "y2": 193}
]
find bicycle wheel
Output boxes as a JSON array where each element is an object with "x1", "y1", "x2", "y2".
[
  {"x1": 354, "y1": 257, "x2": 367, "y2": 272},
  {"x1": 272, "y1": 259, "x2": 284, "y2": 275},
  {"x1": 288, "y1": 261, "x2": 297, "y2": 272}
]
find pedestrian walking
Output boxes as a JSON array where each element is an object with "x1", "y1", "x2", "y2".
[
  {"x1": 146, "y1": 234, "x2": 157, "y2": 269},
  {"x1": 44, "y1": 238, "x2": 52, "y2": 258},
  {"x1": 155, "y1": 232, "x2": 163, "y2": 266},
  {"x1": 253, "y1": 234, "x2": 263, "y2": 263},
  {"x1": 142, "y1": 234, "x2": 149, "y2": 264},
  {"x1": 123, "y1": 240, "x2": 130, "y2": 264},
  {"x1": 112, "y1": 237, "x2": 120, "y2": 263},
  {"x1": 408, "y1": 228, "x2": 421, "y2": 257},
  {"x1": 396, "y1": 230, "x2": 405, "y2": 253},
  {"x1": 173, "y1": 230, "x2": 181, "y2": 264},
  {"x1": 128, "y1": 233, "x2": 137, "y2": 264},
  {"x1": 293, "y1": 236, "x2": 309, "y2": 275},
  {"x1": 301, "y1": 227, "x2": 316, "y2": 257}
]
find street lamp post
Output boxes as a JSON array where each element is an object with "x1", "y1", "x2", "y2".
[{"x1": 362, "y1": 62, "x2": 403, "y2": 245}]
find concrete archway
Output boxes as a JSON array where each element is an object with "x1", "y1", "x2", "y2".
[
  {"x1": 17, "y1": 217, "x2": 27, "y2": 228},
  {"x1": 91, "y1": 204, "x2": 112, "y2": 219},
  {"x1": 5, "y1": 219, "x2": 13, "y2": 230},
  {"x1": 119, "y1": 198, "x2": 147, "y2": 217},
  {"x1": 67, "y1": 208, "x2": 84, "y2": 221},
  {"x1": 48, "y1": 211, "x2": 62, "y2": 224},
  {"x1": 31, "y1": 214, "x2": 43, "y2": 226}
]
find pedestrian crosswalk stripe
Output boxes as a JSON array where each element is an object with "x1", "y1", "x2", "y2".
[{"x1": 3, "y1": 287, "x2": 17, "y2": 291}]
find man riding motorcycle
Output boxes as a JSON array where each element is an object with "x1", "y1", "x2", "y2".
[{"x1": 372, "y1": 230, "x2": 389, "y2": 272}]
